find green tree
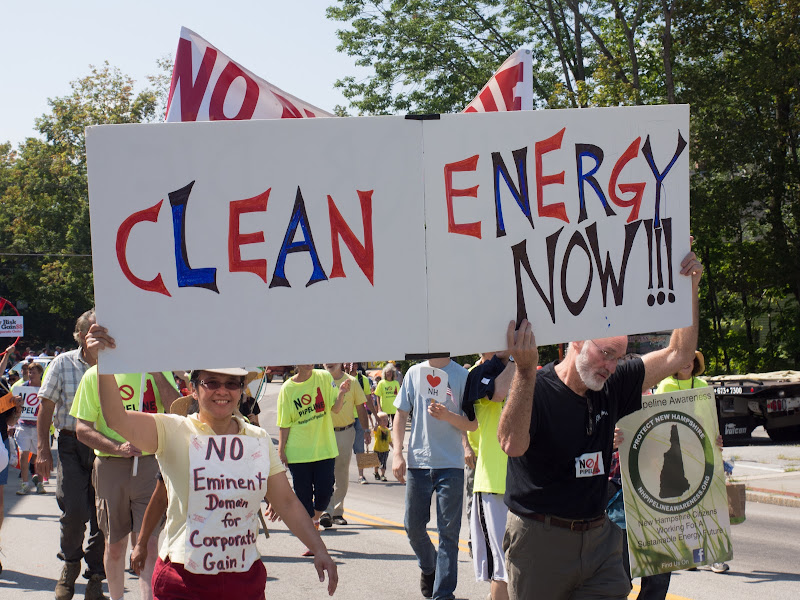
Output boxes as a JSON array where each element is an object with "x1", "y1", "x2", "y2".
[
  {"x1": 679, "y1": 0, "x2": 800, "y2": 372},
  {"x1": 0, "y1": 63, "x2": 161, "y2": 346},
  {"x1": 327, "y1": 0, "x2": 682, "y2": 113},
  {"x1": 328, "y1": 0, "x2": 800, "y2": 372}
]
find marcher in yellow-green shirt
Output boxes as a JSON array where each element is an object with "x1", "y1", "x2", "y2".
[
  {"x1": 464, "y1": 352, "x2": 515, "y2": 600},
  {"x1": 320, "y1": 363, "x2": 371, "y2": 527},
  {"x1": 373, "y1": 364, "x2": 400, "y2": 427},
  {"x1": 276, "y1": 365, "x2": 348, "y2": 535}
]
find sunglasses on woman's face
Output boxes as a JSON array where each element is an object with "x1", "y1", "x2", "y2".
[{"x1": 197, "y1": 379, "x2": 242, "y2": 391}]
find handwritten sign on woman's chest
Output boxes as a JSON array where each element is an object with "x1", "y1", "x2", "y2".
[{"x1": 185, "y1": 434, "x2": 270, "y2": 574}]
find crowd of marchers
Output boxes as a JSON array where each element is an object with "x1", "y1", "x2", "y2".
[{"x1": 0, "y1": 243, "x2": 735, "y2": 600}]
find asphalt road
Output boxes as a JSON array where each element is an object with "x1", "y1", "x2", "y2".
[{"x1": 1, "y1": 380, "x2": 798, "y2": 599}]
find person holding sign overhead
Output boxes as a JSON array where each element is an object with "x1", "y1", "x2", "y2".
[
  {"x1": 498, "y1": 244, "x2": 704, "y2": 600},
  {"x1": 392, "y1": 357, "x2": 476, "y2": 600},
  {"x1": 35, "y1": 309, "x2": 107, "y2": 600},
  {"x1": 83, "y1": 326, "x2": 338, "y2": 599}
]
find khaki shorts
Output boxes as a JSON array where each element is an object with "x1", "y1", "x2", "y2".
[
  {"x1": 92, "y1": 455, "x2": 161, "y2": 544},
  {"x1": 504, "y1": 512, "x2": 630, "y2": 600}
]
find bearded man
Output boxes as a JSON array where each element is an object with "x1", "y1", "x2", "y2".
[{"x1": 497, "y1": 246, "x2": 704, "y2": 600}]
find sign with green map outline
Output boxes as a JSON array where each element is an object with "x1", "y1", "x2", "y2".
[{"x1": 617, "y1": 387, "x2": 732, "y2": 577}]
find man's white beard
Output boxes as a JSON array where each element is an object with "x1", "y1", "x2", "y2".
[{"x1": 576, "y1": 343, "x2": 606, "y2": 391}]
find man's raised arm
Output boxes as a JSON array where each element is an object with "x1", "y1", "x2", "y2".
[
  {"x1": 641, "y1": 246, "x2": 704, "y2": 391},
  {"x1": 498, "y1": 320, "x2": 537, "y2": 457}
]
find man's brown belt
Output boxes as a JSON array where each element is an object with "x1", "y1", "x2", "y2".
[
  {"x1": 529, "y1": 513, "x2": 606, "y2": 532},
  {"x1": 333, "y1": 422, "x2": 354, "y2": 432}
]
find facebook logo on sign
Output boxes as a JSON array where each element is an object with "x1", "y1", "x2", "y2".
[{"x1": 692, "y1": 548, "x2": 705, "y2": 563}]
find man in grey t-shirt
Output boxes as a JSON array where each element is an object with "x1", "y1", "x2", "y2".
[{"x1": 392, "y1": 357, "x2": 475, "y2": 600}]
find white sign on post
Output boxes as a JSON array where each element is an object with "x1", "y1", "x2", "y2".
[
  {"x1": 87, "y1": 106, "x2": 690, "y2": 373},
  {"x1": 0, "y1": 316, "x2": 23, "y2": 337},
  {"x1": 18, "y1": 385, "x2": 40, "y2": 421}
]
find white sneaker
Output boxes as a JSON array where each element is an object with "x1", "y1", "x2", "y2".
[
  {"x1": 16, "y1": 482, "x2": 33, "y2": 495},
  {"x1": 711, "y1": 562, "x2": 730, "y2": 573}
]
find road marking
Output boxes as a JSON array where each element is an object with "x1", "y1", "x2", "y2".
[
  {"x1": 344, "y1": 508, "x2": 471, "y2": 553},
  {"x1": 345, "y1": 510, "x2": 696, "y2": 599},
  {"x1": 629, "y1": 585, "x2": 694, "y2": 599},
  {"x1": 734, "y1": 462, "x2": 786, "y2": 473}
]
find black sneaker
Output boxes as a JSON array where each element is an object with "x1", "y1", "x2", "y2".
[
  {"x1": 420, "y1": 569, "x2": 435, "y2": 599},
  {"x1": 319, "y1": 512, "x2": 333, "y2": 528}
]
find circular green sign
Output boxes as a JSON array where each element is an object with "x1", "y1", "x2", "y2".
[{"x1": 628, "y1": 411, "x2": 715, "y2": 513}]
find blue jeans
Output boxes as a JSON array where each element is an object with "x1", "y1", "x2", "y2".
[
  {"x1": 405, "y1": 468, "x2": 464, "y2": 600},
  {"x1": 287, "y1": 458, "x2": 335, "y2": 518},
  {"x1": 353, "y1": 418, "x2": 365, "y2": 454}
]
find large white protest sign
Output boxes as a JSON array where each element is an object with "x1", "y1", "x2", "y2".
[
  {"x1": 617, "y1": 388, "x2": 732, "y2": 577},
  {"x1": 0, "y1": 316, "x2": 23, "y2": 337},
  {"x1": 18, "y1": 385, "x2": 40, "y2": 421},
  {"x1": 88, "y1": 116, "x2": 428, "y2": 373},
  {"x1": 424, "y1": 106, "x2": 690, "y2": 353},
  {"x1": 165, "y1": 27, "x2": 332, "y2": 123},
  {"x1": 87, "y1": 105, "x2": 690, "y2": 373},
  {"x1": 185, "y1": 434, "x2": 270, "y2": 574}
]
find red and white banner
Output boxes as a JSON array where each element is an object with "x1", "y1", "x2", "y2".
[
  {"x1": 463, "y1": 49, "x2": 533, "y2": 113},
  {"x1": 164, "y1": 27, "x2": 333, "y2": 123}
]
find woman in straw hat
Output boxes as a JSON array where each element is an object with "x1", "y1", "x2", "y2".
[
  {"x1": 656, "y1": 350, "x2": 707, "y2": 391},
  {"x1": 83, "y1": 324, "x2": 337, "y2": 599}
]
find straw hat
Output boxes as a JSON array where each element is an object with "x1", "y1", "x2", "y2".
[
  {"x1": 189, "y1": 368, "x2": 248, "y2": 377},
  {"x1": 693, "y1": 351, "x2": 705, "y2": 376},
  {"x1": 169, "y1": 395, "x2": 199, "y2": 417}
]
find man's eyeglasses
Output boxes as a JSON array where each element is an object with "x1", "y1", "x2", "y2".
[
  {"x1": 590, "y1": 340, "x2": 622, "y2": 365},
  {"x1": 197, "y1": 379, "x2": 242, "y2": 391}
]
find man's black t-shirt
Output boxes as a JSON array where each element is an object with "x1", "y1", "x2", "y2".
[{"x1": 505, "y1": 358, "x2": 645, "y2": 519}]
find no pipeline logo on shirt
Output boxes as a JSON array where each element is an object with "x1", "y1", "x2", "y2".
[{"x1": 627, "y1": 411, "x2": 715, "y2": 514}]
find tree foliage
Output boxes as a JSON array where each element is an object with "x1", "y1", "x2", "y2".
[
  {"x1": 679, "y1": 0, "x2": 800, "y2": 372},
  {"x1": 0, "y1": 63, "x2": 161, "y2": 347},
  {"x1": 329, "y1": 0, "x2": 800, "y2": 372},
  {"x1": 327, "y1": 0, "x2": 681, "y2": 113}
]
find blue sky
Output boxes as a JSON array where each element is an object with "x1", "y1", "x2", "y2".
[{"x1": 1, "y1": 0, "x2": 367, "y2": 147}]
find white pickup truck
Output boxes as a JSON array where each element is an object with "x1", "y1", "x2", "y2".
[{"x1": 706, "y1": 371, "x2": 800, "y2": 443}]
